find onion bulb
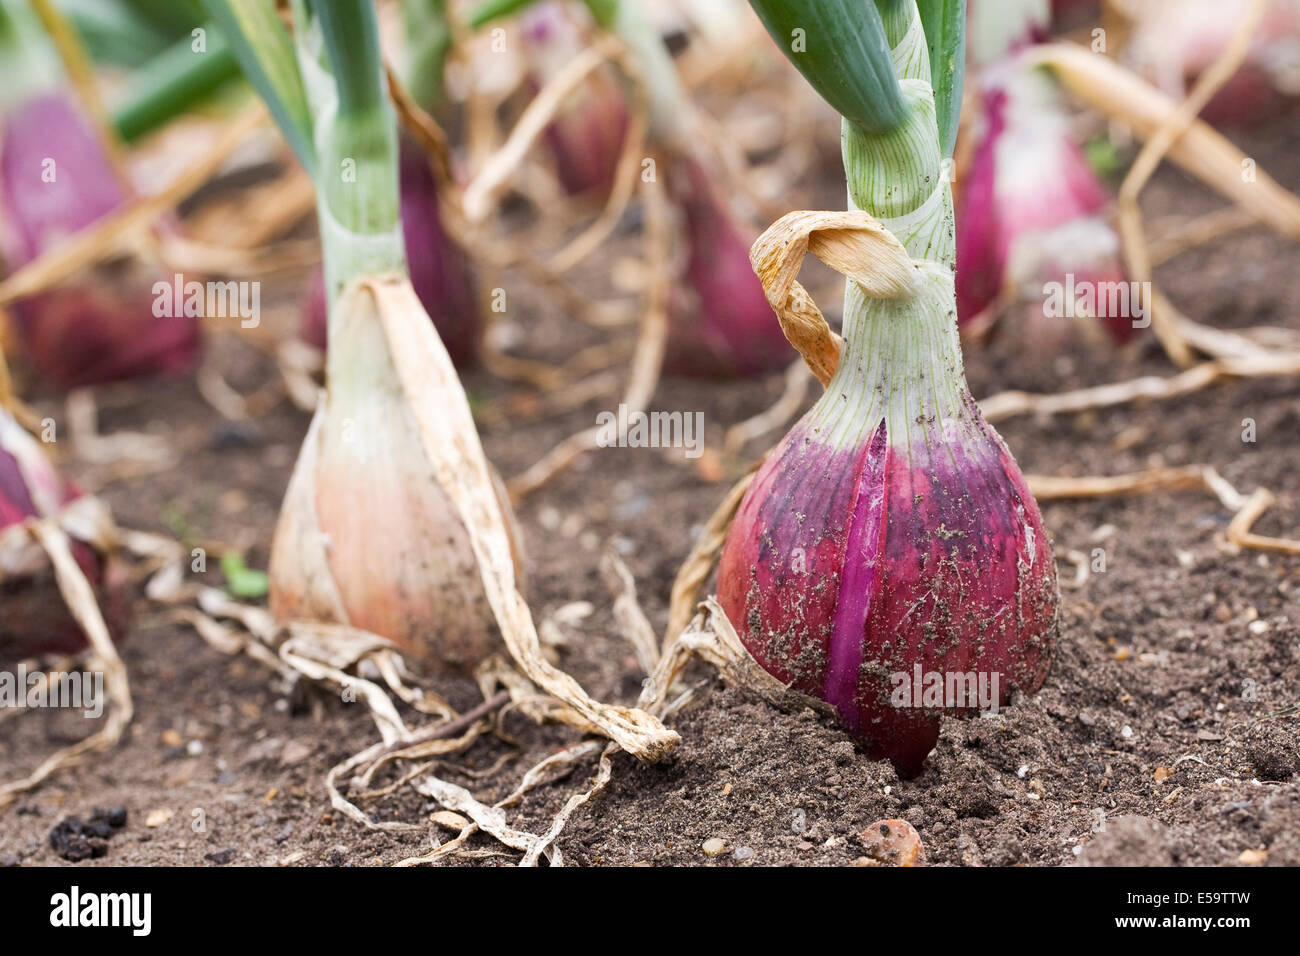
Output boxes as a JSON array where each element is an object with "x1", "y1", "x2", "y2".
[
  {"x1": 955, "y1": 62, "x2": 1140, "y2": 347},
  {"x1": 1123, "y1": 0, "x2": 1300, "y2": 126},
  {"x1": 0, "y1": 92, "x2": 199, "y2": 389},
  {"x1": 664, "y1": 153, "x2": 794, "y2": 378},
  {"x1": 272, "y1": 274, "x2": 522, "y2": 675},
  {"x1": 0, "y1": 406, "x2": 129, "y2": 662},
  {"x1": 719, "y1": 265, "x2": 1059, "y2": 777},
  {"x1": 523, "y1": 1, "x2": 629, "y2": 198}
]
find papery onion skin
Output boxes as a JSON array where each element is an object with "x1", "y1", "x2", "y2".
[
  {"x1": 0, "y1": 411, "x2": 130, "y2": 663},
  {"x1": 0, "y1": 93, "x2": 199, "y2": 389},
  {"x1": 274, "y1": 278, "x2": 517, "y2": 675},
  {"x1": 664, "y1": 155, "x2": 793, "y2": 379},
  {"x1": 300, "y1": 138, "x2": 480, "y2": 369}
]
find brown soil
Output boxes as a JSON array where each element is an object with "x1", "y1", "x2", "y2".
[{"x1": 1, "y1": 118, "x2": 1298, "y2": 869}]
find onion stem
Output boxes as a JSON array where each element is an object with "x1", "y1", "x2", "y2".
[
  {"x1": 301, "y1": 0, "x2": 404, "y2": 317},
  {"x1": 309, "y1": 0, "x2": 384, "y2": 117},
  {"x1": 831, "y1": 0, "x2": 961, "y2": 418}
]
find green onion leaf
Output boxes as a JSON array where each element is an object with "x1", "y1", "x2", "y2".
[
  {"x1": 111, "y1": 25, "x2": 240, "y2": 141},
  {"x1": 54, "y1": 0, "x2": 177, "y2": 67},
  {"x1": 747, "y1": 0, "x2": 907, "y2": 134},
  {"x1": 121, "y1": 0, "x2": 205, "y2": 37},
  {"x1": 404, "y1": 0, "x2": 452, "y2": 109},
  {"x1": 914, "y1": 0, "x2": 965, "y2": 159},
  {"x1": 200, "y1": 0, "x2": 315, "y2": 176},
  {"x1": 467, "y1": 0, "x2": 541, "y2": 30},
  {"x1": 308, "y1": 0, "x2": 385, "y2": 116}
]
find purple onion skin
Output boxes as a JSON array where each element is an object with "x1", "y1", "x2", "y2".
[
  {"x1": 12, "y1": 285, "x2": 199, "y2": 391},
  {"x1": 0, "y1": 94, "x2": 122, "y2": 259},
  {"x1": 0, "y1": 428, "x2": 130, "y2": 663},
  {"x1": 664, "y1": 155, "x2": 793, "y2": 379},
  {"x1": 1199, "y1": 70, "x2": 1291, "y2": 128},
  {"x1": 1050, "y1": 0, "x2": 1100, "y2": 25},
  {"x1": 302, "y1": 138, "x2": 480, "y2": 369},
  {"x1": 0, "y1": 93, "x2": 200, "y2": 389},
  {"x1": 541, "y1": 77, "x2": 629, "y2": 197},
  {"x1": 300, "y1": 269, "x2": 328, "y2": 351},
  {"x1": 953, "y1": 89, "x2": 1007, "y2": 327},
  {"x1": 718, "y1": 409, "x2": 1057, "y2": 777},
  {"x1": 523, "y1": 1, "x2": 628, "y2": 198}
]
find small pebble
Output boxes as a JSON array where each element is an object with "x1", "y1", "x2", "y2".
[
  {"x1": 733, "y1": 846, "x2": 754, "y2": 861},
  {"x1": 430, "y1": 811, "x2": 471, "y2": 831},
  {"x1": 702, "y1": 838, "x2": 725, "y2": 856},
  {"x1": 145, "y1": 808, "x2": 173, "y2": 828},
  {"x1": 859, "y1": 819, "x2": 926, "y2": 867}
]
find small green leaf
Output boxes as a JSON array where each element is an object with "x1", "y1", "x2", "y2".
[
  {"x1": 221, "y1": 552, "x2": 269, "y2": 599},
  {"x1": 748, "y1": 0, "x2": 907, "y2": 134},
  {"x1": 914, "y1": 0, "x2": 966, "y2": 159},
  {"x1": 1084, "y1": 135, "x2": 1122, "y2": 179}
]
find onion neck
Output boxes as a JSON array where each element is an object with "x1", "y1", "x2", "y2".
[
  {"x1": 301, "y1": 0, "x2": 406, "y2": 382},
  {"x1": 813, "y1": 0, "x2": 970, "y2": 452}
]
